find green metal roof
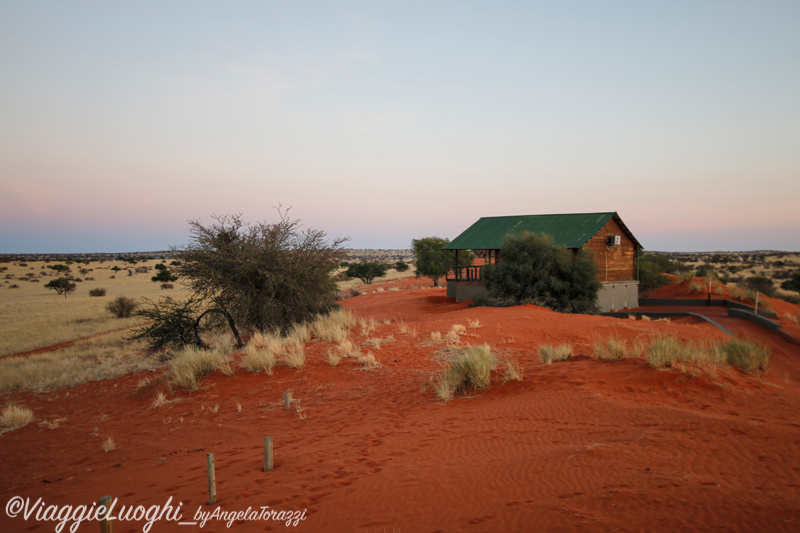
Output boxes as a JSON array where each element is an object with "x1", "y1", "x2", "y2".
[{"x1": 443, "y1": 212, "x2": 639, "y2": 250}]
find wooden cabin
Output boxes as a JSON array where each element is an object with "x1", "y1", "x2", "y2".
[{"x1": 443, "y1": 212, "x2": 642, "y2": 312}]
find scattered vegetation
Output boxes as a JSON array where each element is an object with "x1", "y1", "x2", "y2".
[{"x1": 89, "y1": 288, "x2": 107, "y2": 297}]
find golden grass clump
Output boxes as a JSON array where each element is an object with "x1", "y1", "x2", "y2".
[
  {"x1": 432, "y1": 344, "x2": 497, "y2": 401},
  {"x1": 281, "y1": 343, "x2": 306, "y2": 369},
  {"x1": 311, "y1": 309, "x2": 355, "y2": 342},
  {"x1": 502, "y1": 356, "x2": 524, "y2": 382},
  {"x1": 593, "y1": 338, "x2": 634, "y2": 362},
  {"x1": 539, "y1": 344, "x2": 573, "y2": 364},
  {"x1": 326, "y1": 349, "x2": 343, "y2": 367},
  {"x1": 358, "y1": 350, "x2": 380, "y2": 368},
  {"x1": 359, "y1": 317, "x2": 377, "y2": 336},
  {"x1": 167, "y1": 345, "x2": 227, "y2": 391},
  {"x1": 102, "y1": 437, "x2": 116, "y2": 452},
  {"x1": 468, "y1": 319, "x2": 482, "y2": 329},
  {"x1": 1, "y1": 404, "x2": 35, "y2": 431},
  {"x1": 677, "y1": 271, "x2": 696, "y2": 284},
  {"x1": 241, "y1": 330, "x2": 282, "y2": 375},
  {"x1": 284, "y1": 323, "x2": 311, "y2": 346}
]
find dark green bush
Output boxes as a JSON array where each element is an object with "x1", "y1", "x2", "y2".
[
  {"x1": 89, "y1": 288, "x2": 107, "y2": 297},
  {"x1": 394, "y1": 260, "x2": 410, "y2": 272},
  {"x1": 482, "y1": 232, "x2": 600, "y2": 314},
  {"x1": 151, "y1": 269, "x2": 178, "y2": 282},
  {"x1": 345, "y1": 262, "x2": 388, "y2": 284}
]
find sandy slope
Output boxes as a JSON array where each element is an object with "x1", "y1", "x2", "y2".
[{"x1": 1, "y1": 277, "x2": 799, "y2": 532}]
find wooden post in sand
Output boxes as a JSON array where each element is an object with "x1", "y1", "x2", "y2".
[
  {"x1": 264, "y1": 437, "x2": 274, "y2": 471},
  {"x1": 98, "y1": 496, "x2": 113, "y2": 533},
  {"x1": 207, "y1": 452, "x2": 216, "y2": 506},
  {"x1": 284, "y1": 391, "x2": 292, "y2": 410},
  {"x1": 754, "y1": 291, "x2": 760, "y2": 315}
]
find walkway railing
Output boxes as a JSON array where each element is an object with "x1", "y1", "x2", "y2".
[{"x1": 447, "y1": 265, "x2": 485, "y2": 282}]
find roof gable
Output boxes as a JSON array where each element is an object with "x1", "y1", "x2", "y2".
[{"x1": 444, "y1": 212, "x2": 640, "y2": 250}]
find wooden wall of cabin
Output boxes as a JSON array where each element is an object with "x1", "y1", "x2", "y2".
[{"x1": 582, "y1": 218, "x2": 638, "y2": 282}]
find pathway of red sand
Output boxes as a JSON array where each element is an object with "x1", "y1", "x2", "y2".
[{"x1": 1, "y1": 279, "x2": 799, "y2": 532}]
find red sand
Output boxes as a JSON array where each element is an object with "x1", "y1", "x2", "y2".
[{"x1": 2, "y1": 277, "x2": 800, "y2": 532}]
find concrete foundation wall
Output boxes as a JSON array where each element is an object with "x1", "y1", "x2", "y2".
[
  {"x1": 450, "y1": 280, "x2": 638, "y2": 312},
  {"x1": 448, "y1": 280, "x2": 489, "y2": 303},
  {"x1": 598, "y1": 281, "x2": 639, "y2": 312}
]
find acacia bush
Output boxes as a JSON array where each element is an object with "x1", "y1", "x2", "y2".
[
  {"x1": 89, "y1": 288, "x2": 107, "y2": 297},
  {"x1": 345, "y1": 262, "x2": 388, "y2": 284},
  {"x1": 137, "y1": 210, "x2": 346, "y2": 352},
  {"x1": 44, "y1": 278, "x2": 76, "y2": 299},
  {"x1": 481, "y1": 232, "x2": 600, "y2": 314}
]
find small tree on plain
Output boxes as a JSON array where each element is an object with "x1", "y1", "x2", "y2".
[
  {"x1": 345, "y1": 262, "x2": 388, "y2": 284},
  {"x1": 482, "y1": 232, "x2": 601, "y2": 314},
  {"x1": 394, "y1": 260, "x2": 409, "y2": 272},
  {"x1": 412, "y1": 237, "x2": 471, "y2": 287},
  {"x1": 44, "y1": 277, "x2": 76, "y2": 299}
]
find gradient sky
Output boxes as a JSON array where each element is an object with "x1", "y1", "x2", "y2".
[{"x1": 1, "y1": 1, "x2": 798, "y2": 253}]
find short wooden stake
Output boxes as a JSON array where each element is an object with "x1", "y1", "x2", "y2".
[
  {"x1": 754, "y1": 291, "x2": 760, "y2": 315},
  {"x1": 264, "y1": 437, "x2": 273, "y2": 472},
  {"x1": 284, "y1": 391, "x2": 292, "y2": 410},
  {"x1": 207, "y1": 452, "x2": 216, "y2": 506},
  {"x1": 99, "y1": 496, "x2": 113, "y2": 533}
]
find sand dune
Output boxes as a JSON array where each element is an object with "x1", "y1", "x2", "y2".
[{"x1": 1, "y1": 276, "x2": 799, "y2": 532}]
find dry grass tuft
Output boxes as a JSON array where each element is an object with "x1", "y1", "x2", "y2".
[
  {"x1": 468, "y1": 319, "x2": 482, "y2": 329},
  {"x1": 102, "y1": 437, "x2": 116, "y2": 452},
  {"x1": 358, "y1": 351, "x2": 380, "y2": 368},
  {"x1": 281, "y1": 343, "x2": 306, "y2": 369},
  {"x1": 539, "y1": 344, "x2": 573, "y2": 364},
  {"x1": 311, "y1": 309, "x2": 355, "y2": 342},
  {"x1": 1, "y1": 405, "x2": 35, "y2": 431},
  {"x1": 502, "y1": 356, "x2": 524, "y2": 382},
  {"x1": 359, "y1": 317, "x2": 377, "y2": 336},
  {"x1": 432, "y1": 344, "x2": 497, "y2": 401},
  {"x1": 362, "y1": 335, "x2": 395, "y2": 350},
  {"x1": 167, "y1": 346, "x2": 227, "y2": 391},
  {"x1": 241, "y1": 330, "x2": 282, "y2": 375},
  {"x1": 593, "y1": 338, "x2": 634, "y2": 362},
  {"x1": 150, "y1": 391, "x2": 171, "y2": 408}
]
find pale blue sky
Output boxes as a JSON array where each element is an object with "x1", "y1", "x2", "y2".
[{"x1": 1, "y1": 1, "x2": 798, "y2": 252}]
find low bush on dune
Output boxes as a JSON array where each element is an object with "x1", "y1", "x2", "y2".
[
  {"x1": 432, "y1": 344, "x2": 497, "y2": 401},
  {"x1": 721, "y1": 339, "x2": 770, "y2": 372},
  {"x1": 89, "y1": 287, "x2": 106, "y2": 297}
]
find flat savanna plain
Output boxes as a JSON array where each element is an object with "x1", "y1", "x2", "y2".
[{"x1": 1, "y1": 255, "x2": 800, "y2": 532}]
